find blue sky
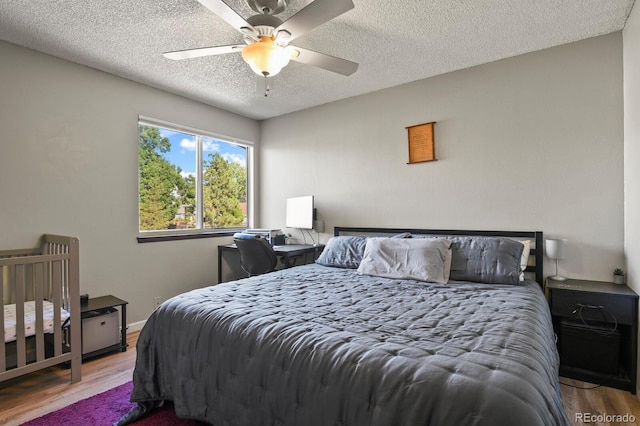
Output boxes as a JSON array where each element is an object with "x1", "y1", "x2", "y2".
[{"x1": 159, "y1": 128, "x2": 247, "y2": 177}]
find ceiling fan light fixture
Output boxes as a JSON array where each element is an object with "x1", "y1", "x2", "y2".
[
  {"x1": 242, "y1": 36, "x2": 291, "y2": 76},
  {"x1": 274, "y1": 29, "x2": 292, "y2": 46},
  {"x1": 285, "y1": 46, "x2": 300, "y2": 60}
]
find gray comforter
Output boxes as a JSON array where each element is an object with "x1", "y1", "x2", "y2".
[{"x1": 129, "y1": 264, "x2": 569, "y2": 426}]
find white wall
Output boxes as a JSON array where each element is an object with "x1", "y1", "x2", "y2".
[
  {"x1": 0, "y1": 41, "x2": 259, "y2": 324},
  {"x1": 260, "y1": 33, "x2": 624, "y2": 282},
  {"x1": 623, "y1": 0, "x2": 640, "y2": 394}
]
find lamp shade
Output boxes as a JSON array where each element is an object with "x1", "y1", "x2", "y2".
[
  {"x1": 545, "y1": 239, "x2": 568, "y2": 260},
  {"x1": 241, "y1": 36, "x2": 292, "y2": 77}
]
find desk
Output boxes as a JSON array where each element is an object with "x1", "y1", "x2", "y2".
[{"x1": 218, "y1": 243, "x2": 324, "y2": 283}]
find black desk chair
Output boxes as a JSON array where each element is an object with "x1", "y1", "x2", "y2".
[{"x1": 234, "y1": 234, "x2": 278, "y2": 277}]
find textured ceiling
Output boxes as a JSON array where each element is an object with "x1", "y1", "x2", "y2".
[{"x1": 0, "y1": 0, "x2": 635, "y2": 120}]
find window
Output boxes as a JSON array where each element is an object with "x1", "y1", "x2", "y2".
[{"x1": 138, "y1": 117, "x2": 252, "y2": 237}]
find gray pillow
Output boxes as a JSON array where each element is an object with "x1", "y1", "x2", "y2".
[
  {"x1": 357, "y1": 237, "x2": 452, "y2": 283},
  {"x1": 316, "y1": 233, "x2": 411, "y2": 269},
  {"x1": 316, "y1": 236, "x2": 367, "y2": 268},
  {"x1": 447, "y1": 236, "x2": 524, "y2": 285}
]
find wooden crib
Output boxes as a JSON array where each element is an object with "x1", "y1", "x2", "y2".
[{"x1": 0, "y1": 235, "x2": 81, "y2": 383}]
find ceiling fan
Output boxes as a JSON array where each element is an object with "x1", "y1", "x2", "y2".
[{"x1": 164, "y1": 0, "x2": 358, "y2": 93}]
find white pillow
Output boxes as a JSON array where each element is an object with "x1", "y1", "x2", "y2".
[
  {"x1": 443, "y1": 248, "x2": 452, "y2": 283},
  {"x1": 357, "y1": 237, "x2": 452, "y2": 284},
  {"x1": 519, "y1": 240, "x2": 531, "y2": 281}
]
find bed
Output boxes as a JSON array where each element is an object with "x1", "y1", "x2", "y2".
[
  {"x1": 121, "y1": 227, "x2": 569, "y2": 426},
  {"x1": 0, "y1": 234, "x2": 81, "y2": 384}
]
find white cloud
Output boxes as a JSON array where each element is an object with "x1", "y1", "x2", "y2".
[
  {"x1": 203, "y1": 140, "x2": 220, "y2": 152},
  {"x1": 180, "y1": 171, "x2": 195, "y2": 179},
  {"x1": 159, "y1": 129, "x2": 180, "y2": 138},
  {"x1": 222, "y1": 153, "x2": 246, "y2": 165},
  {"x1": 180, "y1": 138, "x2": 196, "y2": 151},
  {"x1": 179, "y1": 138, "x2": 220, "y2": 152}
]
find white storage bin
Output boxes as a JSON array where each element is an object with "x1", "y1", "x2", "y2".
[{"x1": 82, "y1": 308, "x2": 119, "y2": 355}]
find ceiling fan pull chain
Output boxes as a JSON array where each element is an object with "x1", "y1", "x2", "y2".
[{"x1": 264, "y1": 74, "x2": 271, "y2": 97}]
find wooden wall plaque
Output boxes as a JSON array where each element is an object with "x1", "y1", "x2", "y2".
[{"x1": 406, "y1": 121, "x2": 436, "y2": 164}]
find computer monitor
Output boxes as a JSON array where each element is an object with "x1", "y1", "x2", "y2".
[{"x1": 285, "y1": 195, "x2": 314, "y2": 229}]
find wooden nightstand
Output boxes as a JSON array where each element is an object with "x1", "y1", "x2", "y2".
[{"x1": 547, "y1": 278, "x2": 638, "y2": 393}]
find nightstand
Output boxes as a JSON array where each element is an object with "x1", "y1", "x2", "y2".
[
  {"x1": 547, "y1": 278, "x2": 638, "y2": 393},
  {"x1": 80, "y1": 295, "x2": 128, "y2": 360}
]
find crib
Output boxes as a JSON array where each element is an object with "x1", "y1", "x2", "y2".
[{"x1": 0, "y1": 235, "x2": 81, "y2": 383}]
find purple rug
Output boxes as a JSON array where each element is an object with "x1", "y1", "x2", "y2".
[{"x1": 22, "y1": 381, "x2": 203, "y2": 425}]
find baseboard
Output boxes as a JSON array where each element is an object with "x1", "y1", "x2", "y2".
[{"x1": 127, "y1": 320, "x2": 146, "y2": 334}]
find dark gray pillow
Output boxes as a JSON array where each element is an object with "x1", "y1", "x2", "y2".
[
  {"x1": 316, "y1": 236, "x2": 367, "y2": 268},
  {"x1": 447, "y1": 236, "x2": 524, "y2": 285}
]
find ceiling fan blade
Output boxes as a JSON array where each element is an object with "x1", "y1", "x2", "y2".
[
  {"x1": 164, "y1": 44, "x2": 244, "y2": 60},
  {"x1": 290, "y1": 46, "x2": 358, "y2": 76},
  {"x1": 196, "y1": 0, "x2": 256, "y2": 34},
  {"x1": 274, "y1": 0, "x2": 354, "y2": 42}
]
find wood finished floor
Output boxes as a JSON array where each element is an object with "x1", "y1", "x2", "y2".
[{"x1": 1, "y1": 331, "x2": 639, "y2": 425}]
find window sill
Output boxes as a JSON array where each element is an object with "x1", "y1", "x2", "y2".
[{"x1": 137, "y1": 229, "x2": 242, "y2": 243}]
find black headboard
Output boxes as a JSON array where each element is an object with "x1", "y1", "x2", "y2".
[{"x1": 334, "y1": 227, "x2": 544, "y2": 286}]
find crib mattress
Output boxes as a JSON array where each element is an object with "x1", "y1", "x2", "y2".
[{"x1": 4, "y1": 301, "x2": 71, "y2": 343}]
